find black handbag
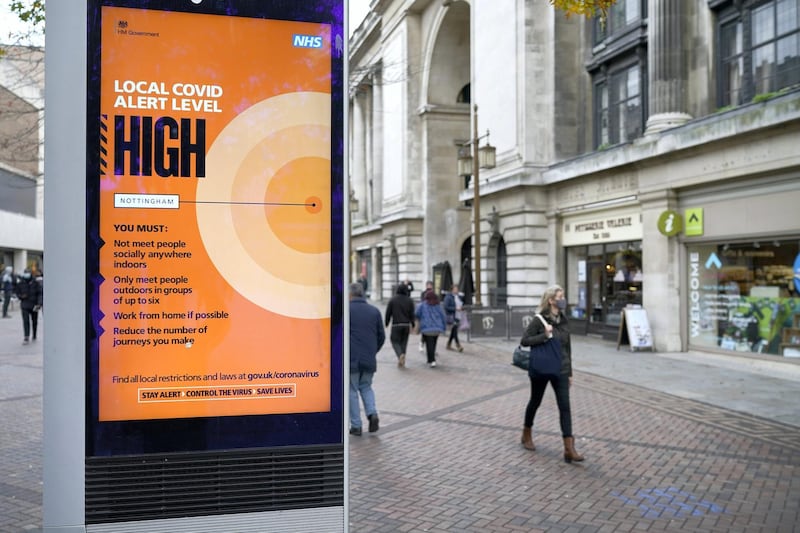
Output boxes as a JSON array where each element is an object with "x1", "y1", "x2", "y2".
[{"x1": 512, "y1": 345, "x2": 530, "y2": 370}]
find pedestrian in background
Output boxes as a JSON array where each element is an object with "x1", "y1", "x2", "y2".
[
  {"x1": 1, "y1": 266, "x2": 14, "y2": 318},
  {"x1": 349, "y1": 282, "x2": 385, "y2": 436},
  {"x1": 418, "y1": 280, "x2": 434, "y2": 353},
  {"x1": 443, "y1": 284, "x2": 464, "y2": 352},
  {"x1": 403, "y1": 278, "x2": 414, "y2": 295},
  {"x1": 519, "y1": 284, "x2": 584, "y2": 463},
  {"x1": 14, "y1": 268, "x2": 42, "y2": 345},
  {"x1": 384, "y1": 283, "x2": 415, "y2": 368},
  {"x1": 415, "y1": 290, "x2": 446, "y2": 368}
]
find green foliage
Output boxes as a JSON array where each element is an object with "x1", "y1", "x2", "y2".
[
  {"x1": 751, "y1": 92, "x2": 780, "y2": 104},
  {"x1": 10, "y1": 0, "x2": 45, "y2": 26},
  {"x1": 549, "y1": 0, "x2": 617, "y2": 21}
]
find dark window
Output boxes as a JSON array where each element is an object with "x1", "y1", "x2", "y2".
[
  {"x1": 717, "y1": 0, "x2": 800, "y2": 106},
  {"x1": 594, "y1": 0, "x2": 645, "y2": 44},
  {"x1": 590, "y1": 0, "x2": 647, "y2": 149},
  {"x1": 594, "y1": 63, "x2": 643, "y2": 147},
  {"x1": 456, "y1": 83, "x2": 471, "y2": 103},
  {"x1": 496, "y1": 237, "x2": 507, "y2": 289}
]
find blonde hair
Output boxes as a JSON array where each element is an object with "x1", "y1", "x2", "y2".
[{"x1": 538, "y1": 284, "x2": 563, "y2": 313}]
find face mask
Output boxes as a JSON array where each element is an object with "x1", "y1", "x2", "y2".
[
  {"x1": 22, "y1": 273, "x2": 31, "y2": 279},
  {"x1": 555, "y1": 298, "x2": 567, "y2": 310}
]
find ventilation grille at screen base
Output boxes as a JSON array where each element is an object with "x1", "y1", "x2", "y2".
[{"x1": 85, "y1": 446, "x2": 344, "y2": 524}]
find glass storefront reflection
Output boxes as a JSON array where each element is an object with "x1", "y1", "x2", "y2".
[
  {"x1": 566, "y1": 241, "x2": 643, "y2": 335},
  {"x1": 687, "y1": 239, "x2": 800, "y2": 356}
]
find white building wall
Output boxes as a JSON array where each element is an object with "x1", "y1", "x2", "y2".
[{"x1": 381, "y1": 30, "x2": 406, "y2": 202}]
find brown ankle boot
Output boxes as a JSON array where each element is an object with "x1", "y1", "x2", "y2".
[
  {"x1": 521, "y1": 427, "x2": 535, "y2": 450},
  {"x1": 563, "y1": 436, "x2": 584, "y2": 463}
]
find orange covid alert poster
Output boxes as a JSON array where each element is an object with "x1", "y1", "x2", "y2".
[{"x1": 97, "y1": 7, "x2": 332, "y2": 421}]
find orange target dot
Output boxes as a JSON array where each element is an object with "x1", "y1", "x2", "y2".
[{"x1": 306, "y1": 196, "x2": 322, "y2": 214}]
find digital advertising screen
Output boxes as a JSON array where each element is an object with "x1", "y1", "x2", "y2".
[{"x1": 86, "y1": 0, "x2": 345, "y2": 456}]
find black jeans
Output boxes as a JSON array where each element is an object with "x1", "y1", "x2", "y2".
[
  {"x1": 447, "y1": 324, "x2": 460, "y2": 346},
  {"x1": 422, "y1": 334, "x2": 438, "y2": 363},
  {"x1": 21, "y1": 307, "x2": 39, "y2": 340},
  {"x1": 389, "y1": 324, "x2": 411, "y2": 357},
  {"x1": 2, "y1": 290, "x2": 10, "y2": 317},
  {"x1": 524, "y1": 373, "x2": 572, "y2": 438}
]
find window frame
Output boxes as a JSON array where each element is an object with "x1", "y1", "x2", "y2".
[
  {"x1": 592, "y1": 56, "x2": 646, "y2": 149},
  {"x1": 714, "y1": 0, "x2": 800, "y2": 107}
]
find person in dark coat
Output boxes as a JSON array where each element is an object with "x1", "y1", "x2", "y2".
[
  {"x1": 519, "y1": 284, "x2": 584, "y2": 463},
  {"x1": 349, "y1": 282, "x2": 385, "y2": 436},
  {"x1": 443, "y1": 284, "x2": 464, "y2": 352},
  {"x1": 384, "y1": 284, "x2": 415, "y2": 367},
  {"x1": 14, "y1": 268, "x2": 43, "y2": 345}
]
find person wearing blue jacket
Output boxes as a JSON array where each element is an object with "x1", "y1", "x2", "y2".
[
  {"x1": 415, "y1": 290, "x2": 447, "y2": 367},
  {"x1": 349, "y1": 282, "x2": 385, "y2": 436}
]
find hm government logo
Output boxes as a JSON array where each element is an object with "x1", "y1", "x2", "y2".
[{"x1": 115, "y1": 19, "x2": 160, "y2": 38}]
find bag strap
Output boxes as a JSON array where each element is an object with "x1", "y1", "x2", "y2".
[{"x1": 535, "y1": 313, "x2": 552, "y2": 339}]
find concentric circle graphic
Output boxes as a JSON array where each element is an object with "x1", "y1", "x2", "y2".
[{"x1": 197, "y1": 92, "x2": 331, "y2": 319}]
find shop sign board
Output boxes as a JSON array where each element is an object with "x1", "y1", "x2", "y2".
[
  {"x1": 617, "y1": 306, "x2": 653, "y2": 351},
  {"x1": 508, "y1": 307, "x2": 539, "y2": 339},
  {"x1": 684, "y1": 207, "x2": 704, "y2": 236},
  {"x1": 561, "y1": 208, "x2": 642, "y2": 246},
  {"x1": 657, "y1": 210, "x2": 683, "y2": 236},
  {"x1": 468, "y1": 307, "x2": 508, "y2": 338}
]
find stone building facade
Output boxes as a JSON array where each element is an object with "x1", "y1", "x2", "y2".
[
  {"x1": 348, "y1": 0, "x2": 800, "y2": 356},
  {"x1": 0, "y1": 45, "x2": 44, "y2": 273}
]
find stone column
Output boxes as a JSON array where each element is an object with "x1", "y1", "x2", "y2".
[
  {"x1": 645, "y1": 0, "x2": 692, "y2": 134},
  {"x1": 351, "y1": 89, "x2": 367, "y2": 222}
]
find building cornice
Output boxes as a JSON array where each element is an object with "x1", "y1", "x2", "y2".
[{"x1": 543, "y1": 90, "x2": 800, "y2": 184}]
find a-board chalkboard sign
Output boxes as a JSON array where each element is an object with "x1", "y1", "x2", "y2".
[{"x1": 617, "y1": 306, "x2": 654, "y2": 351}]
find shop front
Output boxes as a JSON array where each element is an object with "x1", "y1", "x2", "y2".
[
  {"x1": 680, "y1": 174, "x2": 800, "y2": 358},
  {"x1": 562, "y1": 207, "x2": 643, "y2": 339},
  {"x1": 687, "y1": 239, "x2": 800, "y2": 357}
]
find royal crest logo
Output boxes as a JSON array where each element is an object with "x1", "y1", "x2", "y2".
[
  {"x1": 482, "y1": 316, "x2": 494, "y2": 331},
  {"x1": 118, "y1": 20, "x2": 128, "y2": 29}
]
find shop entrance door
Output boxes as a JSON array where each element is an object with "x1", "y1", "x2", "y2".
[{"x1": 586, "y1": 261, "x2": 606, "y2": 335}]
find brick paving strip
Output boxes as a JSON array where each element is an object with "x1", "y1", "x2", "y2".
[
  {"x1": 349, "y1": 344, "x2": 800, "y2": 532},
  {"x1": 2, "y1": 322, "x2": 799, "y2": 532}
]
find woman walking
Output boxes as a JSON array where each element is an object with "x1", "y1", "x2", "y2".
[
  {"x1": 519, "y1": 284, "x2": 584, "y2": 463},
  {"x1": 415, "y1": 290, "x2": 447, "y2": 368}
]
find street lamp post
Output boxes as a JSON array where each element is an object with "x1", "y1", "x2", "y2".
[{"x1": 457, "y1": 104, "x2": 495, "y2": 307}]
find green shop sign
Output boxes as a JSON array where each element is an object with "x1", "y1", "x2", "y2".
[{"x1": 657, "y1": 210, "x2": 683, "y2": 236}]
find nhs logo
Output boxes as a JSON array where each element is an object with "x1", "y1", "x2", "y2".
[{"x1": 292, "y1": 34, "x2": 323, "y2": 49}]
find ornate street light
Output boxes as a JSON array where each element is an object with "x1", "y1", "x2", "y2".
[{"x1": 457, "y1": 104, "x2": 495, "y2": 306}]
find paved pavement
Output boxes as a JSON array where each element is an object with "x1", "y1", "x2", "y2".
[{"x1": 2, "y1": 302, "x2": 800, "y2": 532}]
